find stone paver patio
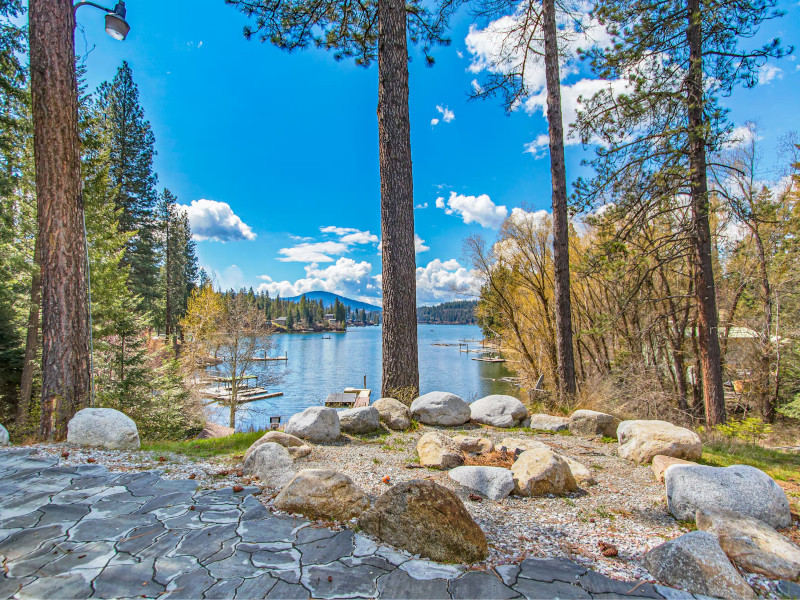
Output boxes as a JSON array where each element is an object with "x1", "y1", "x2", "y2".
[{"x1": 0, "y1": 448, "x2": 705, "y2": 599}]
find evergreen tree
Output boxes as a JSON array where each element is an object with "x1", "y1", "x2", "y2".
[
  {"x1": 224, "y1": 0, "x2": 461, "y2": 397},
  {"x1": 470, "y1": 0, "x2": 577, "y2": 398},
  {"x1": 575, "y1": 0, "x2": 787, "y2": 424},
  {"x1": 95, "y1": 61, "x2": 160, "y2": 318},
  {"x1": 0, "y1": 0, "x2": 32, "y2": 426}
]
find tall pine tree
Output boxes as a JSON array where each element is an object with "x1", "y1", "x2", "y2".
[
  {"x1": 95, "y1": 61, "x2": 160, "y2": 319},
  {"x1": 575, "y1": 0, "x2": 787, "y2": 424}
]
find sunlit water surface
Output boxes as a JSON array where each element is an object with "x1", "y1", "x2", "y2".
[{"x1": 206, "y1": 324, "x2": 518, "y2": 432}]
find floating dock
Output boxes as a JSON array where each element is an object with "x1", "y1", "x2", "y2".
[{"x1": 472, "y1": 356, "x2": 507, "y2": 363}]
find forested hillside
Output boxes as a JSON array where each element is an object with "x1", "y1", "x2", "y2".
[{"x1": 417, "y1": 300, "x2": 478, "y2": 324}]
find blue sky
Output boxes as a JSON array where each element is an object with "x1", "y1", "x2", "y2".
[{"x1": 74, "y1": 0, "x2": 800, "y2": 305}]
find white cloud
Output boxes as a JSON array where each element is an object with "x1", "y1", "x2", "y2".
[
  {"x1": 523, "y1": 133, "x2": 550, "y2": 158},
  {"x1": 466, "y1": 5, "x2": 622, "y2": 145},
  {"x1": 416, "y1": 259, "x2": 478, "y2": 303},
  {"x1": 415, "y1": 202, "x2": 429, "y2": 209},
  {"x1": 431, "y1": 105, "x2": 455, "y2": 127},
  {"x1": 509, "y1": 207, "x2": 550, "y2": 228},
  {"x1": 257, "y1": 274, "x2": 273, "y2": 282},
  {"x1": 181, "y1": 199, "x2": 256, "y2": 242},
  {"x1": 457, "y1": 50, "x2": 464, "y2": 59},
  {"x1": 258, "y1": 257, "x2": 476, "y2": 305},
  {"x1": 258, "y1": 258, "x2": 376, "y2": 299},
  {"x1": 340, "y1": 231, "x2": 380, "y2": 245},
  {"x1": 724, "y1": 124, "x2": 761, "y2": 149},
  {"x1": 278, "y1": 225, "x2": 380, "y2": 262},
  {"x1": 522, "y1": 77, "x2": 630, "y2": 146},
  {"x1": 436, "y1": 191, "x2": 508, "y2": 229},
  {"x1": 277, "y1": 241, "x2": 349, "y2": 263},
  {"x1": 758, "y1": 64, "x2": 782, "y2": 85},
  {"x1": 437, "y1": 105, "x2": 455, "y2": 122}
]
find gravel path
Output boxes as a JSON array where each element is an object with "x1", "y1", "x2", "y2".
[{"x1": 0, "y1": 447, "x2": 701, "y2": 600}]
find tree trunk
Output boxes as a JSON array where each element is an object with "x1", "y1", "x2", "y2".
[
  {"x1": 377, "y1": 0, "x2": 419, "y2": 398},
  {"x1": 17, "y1": 237, "x2": 42, "y2": 431},
  {"x1": 686, "y1": 0, "x2": 725, "y2": 425},
  {"x1": 542, "y1": 0, "x2": 576, "y2": 399},
  {"x1": 30, "y1": 0, "x2": 90, "y2": 440},
  {"x1": 753, "y1": 229, "x2": 774, "y2": 421}
]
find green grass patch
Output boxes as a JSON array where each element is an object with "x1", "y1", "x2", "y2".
[
  {"x1": 701, "y1": 441, "x2": 800, "y2": 482},
  {"x1": 141, "y1": 431, "x2": 264, "y2": 459},
  {"x1": 600, "y1": 436, "x2": 617, "y2": 444}
]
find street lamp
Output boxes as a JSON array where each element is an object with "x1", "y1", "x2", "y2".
[{"x1": 74, "y1": 1, "x2": 130, "y2": 41}]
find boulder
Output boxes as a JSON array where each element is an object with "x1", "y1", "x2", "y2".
[
  {"x1": 498, "y1": 438, "x2": 548, "y2": 455},
  {"x1": 617, "y1": 420, "x2": 702, "y2": 464},
  {"x1": 651, "y1": 455, "x2": 696, "y2": 484},
  {"x1": 66, "y1": 408, "x2": 140, "y2": 450},
  {"x1": 696, "y1": 508, "x2": 800, "y2": 580},
  {"x1": 448, "y1": 466, "x2": 514, "y2": 500},
  {"x1": 338, "y1": 406, "x2": 381, "y2": 434},
  {"x1": 0, "y1": 423, "x2": 8, "y2": 446},
  {"x1": 244, "y1": 431, "x2": 311, "y2": 462},
  {"x1": 358, "y1": 479, "x2": 488, "y2": 563},
  {"x1": 526, "y1": 414, "x2": 570, "y2": 432},
  {"x1": 284, "y1": 406, "x2": 340, "y2": 443},
  {"x1": 568, "y1": 410, "x2": 619, "y2": 438},
  {"x1": 373, "y1": 398, "x2": 411, "y2": 431},
  {"x1": 273, "y1": 469, "x2": 370, "y2": 521},
  {"x1": 410, "y1": 392, "x2": 471, "y2": 426},
  {"x1": 453, "y1": 436, "x2": 494, "y2": 454},
  {"x1": 469, "y1": 395, "x2": 528, "y2": 428},
  {"x1": 242, "y1": 442, "x2": 296, "y2": 489},
  {"x1": 511, "y1": 448, "x2": 578, "y2": 496},
  {"x1": 562, "y1": 455, "x2": 596, "y2": 487},
  {"x1": 642, "y1": 531, "x2": 756, "y2": 599},
  {"x1": 666, "y1": 464, "x2": 791, "y2": 529},
  {"x1": 417, "y1": 432, "x2": 464, "y2": 469}
]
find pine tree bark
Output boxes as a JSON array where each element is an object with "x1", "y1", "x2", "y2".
[
  {"x1": 17, "y1": 237, "x2": 42, "y2": 430},
  {"x1": 686, "y1": 0, "x2": 725, "y2": 425},
  {"x1": 377, "y1": 0, "x2": 419, "y2": 398},
  {"x1": 542, "y1": 0, "x2": 576, "y2": 399},
  {"x1": 30, "y1": 0, "x2": 90, "y2": 439}
]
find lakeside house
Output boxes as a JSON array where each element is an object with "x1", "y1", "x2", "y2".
[{"x1": 274, "y1": 317, "x2": 287, "y2": 327}]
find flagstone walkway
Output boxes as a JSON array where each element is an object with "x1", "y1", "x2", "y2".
[{"x1": 0, "y1": 448, "x2": 701, "y2": 599}]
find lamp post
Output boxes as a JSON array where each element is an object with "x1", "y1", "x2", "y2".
[
  {"x1": 74, "y1": 1, "x2": 131, "y2": 40},
  {"x1": 28, "y1": 0, "x2": 130, "y2": 439}
]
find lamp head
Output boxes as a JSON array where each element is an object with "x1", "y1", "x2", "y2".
[{"x1": 105, "y1": 2, "x2": 129, "y2": 41}]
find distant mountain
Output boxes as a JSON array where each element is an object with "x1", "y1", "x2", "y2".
[{"x1": 282, "y1": 291, "x2": 383, "y2": 312}]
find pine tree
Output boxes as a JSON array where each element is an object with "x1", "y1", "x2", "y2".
[
  {"x1": 95, "y1": 61, "x2": 160, "y2": 319},
  {"x1": 469, "y1": 0, "x2": 579, "y2": 398},
  {"x1": 575, "y1": 0, "x2": 787, "y2": 424},
  {"x1": 224, "y1": 0, "x2": 461, "y2": 397}
]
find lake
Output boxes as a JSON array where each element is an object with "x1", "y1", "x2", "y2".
[{"x1": 206, "y1": 324, "x2": 519, "y2": 432}]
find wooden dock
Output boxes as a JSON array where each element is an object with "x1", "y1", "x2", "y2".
[
  {"x1": 472, "y1": 356, "x2": 507, "y2": 363},
  {"x1": 325, "y1": 388, "x2": 371, "y2": 408}
]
